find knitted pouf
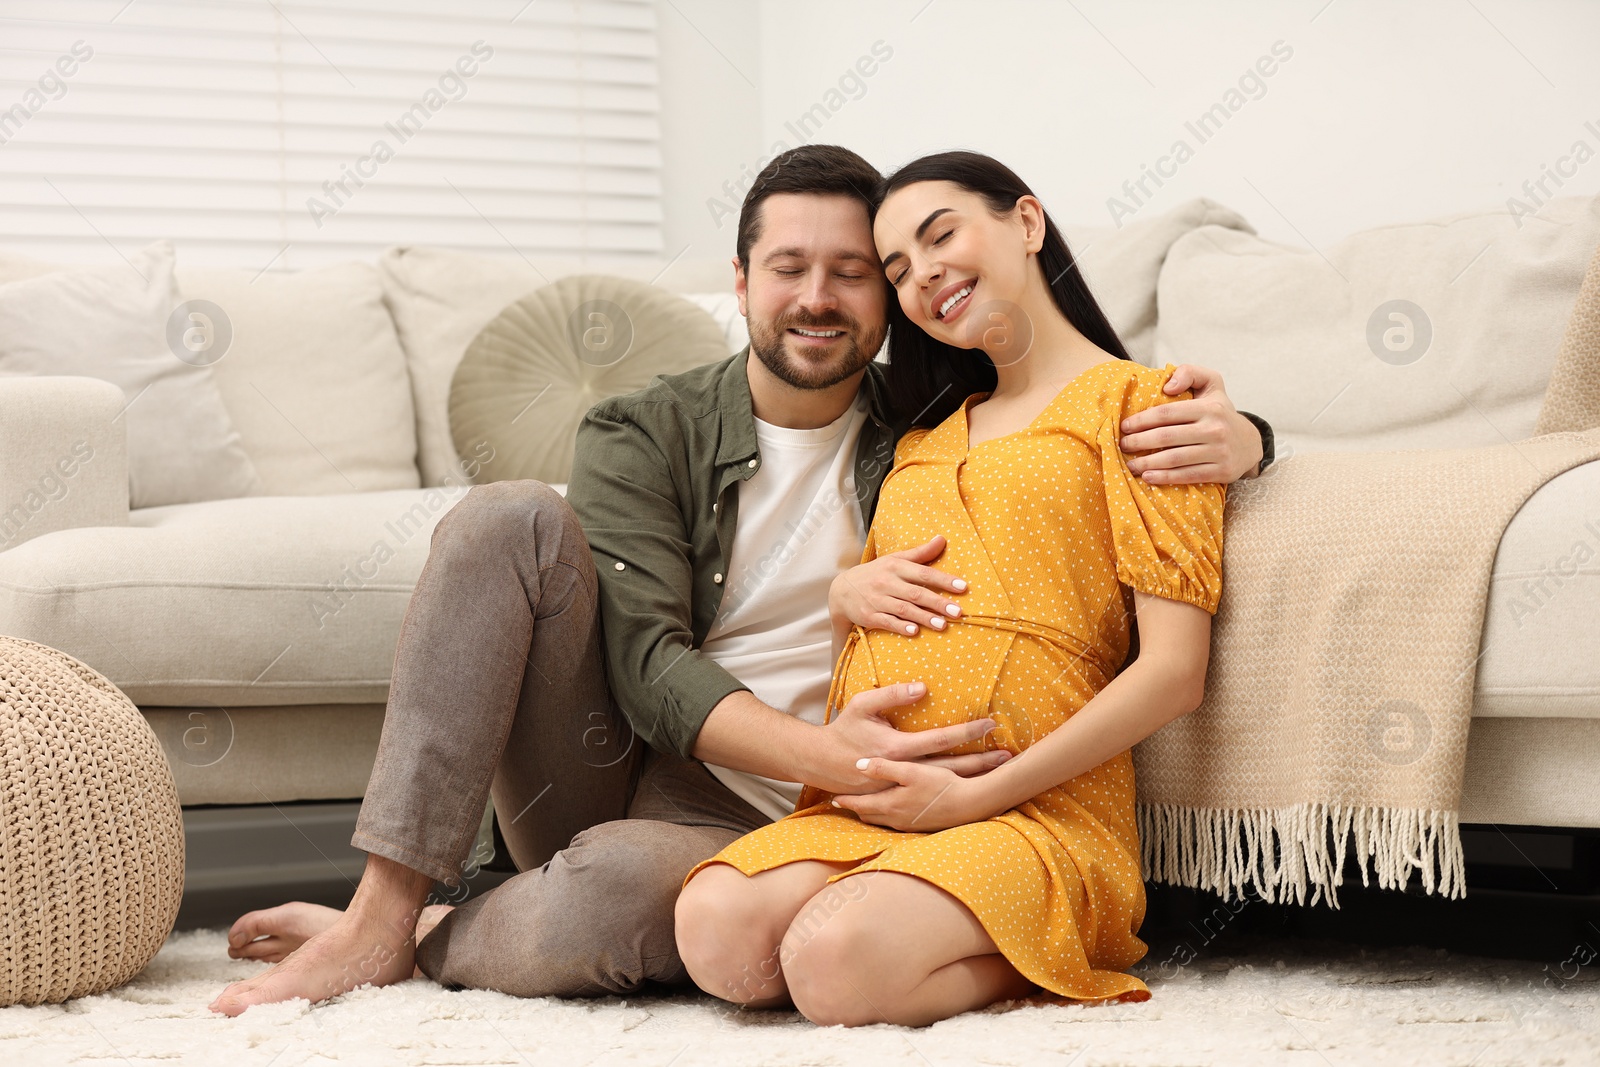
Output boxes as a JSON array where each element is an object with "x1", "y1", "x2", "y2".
[{"x1": 0, "y1": 635, "x2": 185, "y2": 1006}]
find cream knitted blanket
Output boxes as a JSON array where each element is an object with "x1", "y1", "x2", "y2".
[{"x1": 1133, "y1": 244, "x2": 1600, "y2": 908}]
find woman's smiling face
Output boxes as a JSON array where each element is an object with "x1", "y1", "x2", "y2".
[{"x1": 873, "y1": 180, "x2": 1037, "y2": 350}]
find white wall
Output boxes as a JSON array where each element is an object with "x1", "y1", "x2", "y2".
[
  {"x1": 654, "y1": 0, "x2": 763, "y2": 271},
  {"x1": 657, "y1": 0, "x2": 1600, "y2": 251}
]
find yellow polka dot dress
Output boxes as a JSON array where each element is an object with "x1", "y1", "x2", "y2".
[{"x1": 689, "y1": 360, "x2": 1226, "y2": 1004}]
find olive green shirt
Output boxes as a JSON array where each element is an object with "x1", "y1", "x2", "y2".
[{"x1": 565, "y1": 349, "x2": 902, "y2": 758}]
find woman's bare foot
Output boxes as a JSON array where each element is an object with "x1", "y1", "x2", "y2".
[
  {"x1": 227, "y1": 902, "x2": 345, "y2": 963},
  {"x1": 209, "y1": 855, "x2": 434, "y2": 1017}
]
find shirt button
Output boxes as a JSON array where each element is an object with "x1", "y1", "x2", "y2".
[
  {"x1": 747, "y1": 458, "x2": 758, "y2": 468},
  {"x1": 614, "y1": 561, "x2": 625, "y2": 571},
  {"x1": 712, "y1": 501, "x2": 718, "y2": 513},
  {"x1": 713, "y1": 573, "x2": 724, "y2": 584}
]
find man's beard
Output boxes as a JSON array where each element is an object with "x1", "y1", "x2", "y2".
[{"x1": 747, "y1": 310, "x2": 885, "y2": 391}]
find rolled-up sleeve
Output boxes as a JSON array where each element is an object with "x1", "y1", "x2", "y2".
[{"x1": 565, "y1": 406, "x2": 748, "y2": 757}]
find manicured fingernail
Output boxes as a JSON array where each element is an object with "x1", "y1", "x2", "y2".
[
  {"x1": 952, "y1": 579, "x2": 967, "y2": 590},
  {"x1": 831, "y1": 800, "x2": 840, "y2": 807},
  {"x1": 905, "y1": 623, "x2": 917, "y2": 634},
  {"x1": 930, "y1": 617, "x2": 944, "y2": 629},
  {"x1": 856, "y1": 758, "x2": 871, "y2": 770},
  {"x1": 945, "y1": 603, "x2": 961, "y2": 616},
  {"x1": 909, "y1": 682, "x2": 927, "y2": 695}
]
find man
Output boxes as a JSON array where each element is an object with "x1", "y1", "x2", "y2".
[{"x1": 210, "y1": 145, "x2": 1270, "y2": 1014}]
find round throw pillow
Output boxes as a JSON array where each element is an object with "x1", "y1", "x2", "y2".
[
  {"x1": 0, "y1": 636, "x2": 185, "y2": 1006},
  {"x1": 449, "y1": 274, "x2": 732, "y2": 486}
]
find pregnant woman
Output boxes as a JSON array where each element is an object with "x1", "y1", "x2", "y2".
[{"x1": 674, "y1": 151, "x2": 1227, "y2": 1027}]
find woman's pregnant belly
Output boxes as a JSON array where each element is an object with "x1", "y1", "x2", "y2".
[{"x1": 839, "y1": 621, "x2": 1106, "y2": 758}]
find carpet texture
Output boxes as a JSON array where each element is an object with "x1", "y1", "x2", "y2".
[{"x1": 1, "y1": 929, "x2": 1595, "y2": 1066}]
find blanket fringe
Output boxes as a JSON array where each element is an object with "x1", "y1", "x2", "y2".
[{"x1": 1136, "y1": 801, "x2": 1465, "y2": 908}]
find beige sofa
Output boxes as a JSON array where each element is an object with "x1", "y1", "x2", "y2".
[
  {"x1": 1, "y1": 196, "x2": 1596, "y2": 837},
  {"x1": 0, "y1": 247, "x2": 738, "y2": 808}
]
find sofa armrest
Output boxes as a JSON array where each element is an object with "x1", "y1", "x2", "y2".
[{"x1": 0, "y1": 376, "x2": 129, "y2": 552}]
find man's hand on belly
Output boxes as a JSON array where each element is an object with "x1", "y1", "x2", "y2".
[
  {"x1": 693, "y1": 686, "x2": 1008, "y2": 797},
  {"x1": 814, "y1": 681, "x2": 1007, "y2": 794}
]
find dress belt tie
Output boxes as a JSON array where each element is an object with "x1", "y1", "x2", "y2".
[{"x1": 824, "y1": 612, "x2": 1117, "y2": 722}]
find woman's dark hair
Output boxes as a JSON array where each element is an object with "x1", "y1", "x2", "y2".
[{"x1": 873, "y1": 151, "x2": 1131, "y2": 428}]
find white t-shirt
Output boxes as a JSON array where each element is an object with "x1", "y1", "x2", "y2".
[{"x1": 699, "y1": 394, "x2": 871, "y2": 821}]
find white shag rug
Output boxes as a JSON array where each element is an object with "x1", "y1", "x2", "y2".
[{"x1": 1, "y1": 929, "x2": 1595, "y2": 1067}]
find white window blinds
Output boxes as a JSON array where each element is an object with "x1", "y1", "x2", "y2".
[{"x1": 0, "y1": 0, "x2": 663, "y2": 270}]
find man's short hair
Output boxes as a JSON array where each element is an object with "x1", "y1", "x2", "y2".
[{"x1": 735, "y1": 145, "x2": 882, "y2": 269}]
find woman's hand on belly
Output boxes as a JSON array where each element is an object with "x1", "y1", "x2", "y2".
[
  {"x1": 831, "y1": 755, "x2": 1010, "y2": 832},
  {"x1": 829, "y1": 535, "x2": 967, "y2": 637}
]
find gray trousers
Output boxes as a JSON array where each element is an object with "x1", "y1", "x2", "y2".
[{"x1": 351, "y1": 480, "x2": 768, "y2": 997}]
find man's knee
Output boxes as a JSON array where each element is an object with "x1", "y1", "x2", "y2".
[
  {"x1": 435, "y1": 480, "x2": 596, "y2": 610},
  {"x1": 676, "y1": 865, "x2": 789, "y2": 1005},
  {"x1": 540, "y1": 821, "x2": 689, "y2": 977},
  {"x1": 437, "y1": 479, "x2": 584, "y2": 560},
  {"x1": 417, "y1": 821, "x2": 704, "y2": 998}
]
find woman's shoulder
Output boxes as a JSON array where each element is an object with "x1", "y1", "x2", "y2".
[
  {"x1": 1081, "y1": 356, "x2": 1171, "y2": 391},
  {"x1": 1025, "y1": 358, "x2": 1179, "y2": 434},
  {"x1": 1083, "y1": 359, "x2": 1183, "y2": 418}
]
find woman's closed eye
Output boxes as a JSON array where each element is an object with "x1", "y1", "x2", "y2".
[{"x1": 886, "y1": 230, "x2": 955, "y2": 287}]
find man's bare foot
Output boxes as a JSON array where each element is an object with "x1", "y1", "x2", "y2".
[
  {"x1": 209, "y1": 854, "x2": 433, "y2": 1016},
  {"x1": 227, "y1": 902, "x2": 345, "y2": 963},
  {"x1": 221, "y1": 902, "x2": 455, "y2": 986},
  {"x1": 209, "y1": 908, "x2": 418, "y2": 1016}
]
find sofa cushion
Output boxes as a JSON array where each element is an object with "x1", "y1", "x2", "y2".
[
  {"x1": 0, "y1": 487, "x2": 467, "y2": 706},
  {"x1": 179, "y1": 264, "x2": 421, "y2": 496},
  {"x1": 378, "y1": 248, "x2": 735, "y2": 487},
  {"x1": 1536, "y1": 240, "x2": 1600, "y2": 435},
  {"x1": 1475, "y1": 458, "x2": 1600, "y2": 719},
  {"x1": 1061, "y1": 198, "x2": 1254, "y2": 364},
  {"x1": 1153, "y1": 196, "x2": 1600, "y2": 453},
  {"x1": 0, "y1": 251, "x2": 63, "y2": 284},
  {"x1": 449, "y1": 276, "x2": 731, "y2": 486},
  {"x1": 680, "y1": 292, "x2": 750, "y2": 355},
  {"x1": 0, "y1": 242, "x2": 264, "y2": 508}
]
